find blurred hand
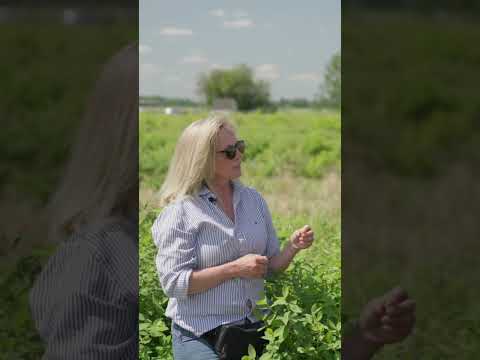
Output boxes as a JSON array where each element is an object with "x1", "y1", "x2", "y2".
[
  {"x1": 359, "y1": 286, "x2": 416, "y2": 345},
  {"x1": 290, "y1": 225, "x2": 314, "y2": 250},
  {"x1": 232, "y1": 254, "x2": 269, "y2": 279}
]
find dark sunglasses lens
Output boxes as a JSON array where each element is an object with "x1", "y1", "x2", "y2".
[
  {"x1": 225, "y1": 146, "x2": 236, "y2": 159},
  {"x1": 222, "y1": 141, "x2": 245, "y2": 159}
]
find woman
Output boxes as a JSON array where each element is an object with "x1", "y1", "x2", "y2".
[
  {"x1": 29, "y1": 43, "x2": 139, "y2": 359},
  {"x1": 152, "y1": 115, "x2": 315, "y2": 360}
]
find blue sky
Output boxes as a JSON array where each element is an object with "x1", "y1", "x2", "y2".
[{"x1": 140, "y1": 1, "x2": 340, "y2": 100}]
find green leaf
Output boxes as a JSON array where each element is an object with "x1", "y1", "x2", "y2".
[
  {"x1": 274, "y1": 326, "x2": 285, "y2": 340},
  {"x1": 153, "y1": 320, "x2": 168, "y2": 332},
  {"x1": 256, "y1": 297, "x2": 268, "y2": 307},
  {"x1": 264, "y1": 328, "x2": 275, "y2": 341},
  {"x1": 259, "y1": 353, "x2": 272, "y2": 360},
  {"x1": 139, "y1": 323, "x2": 150, "y2": 331},
  {"x1": 280, "y1": 312, "x2": 290, "y2": 325},
  {"x1": 290, "y1": 303, "x2": 302, "y2": 313},
  {"x1": 272, "y1": 298, "x2": 287, "y2": 307},
  {"x1": 248, "y1": 344, "x2": 256, "y2": 359}
]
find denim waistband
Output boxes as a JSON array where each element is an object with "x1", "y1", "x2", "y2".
[{"x1": 172, "y1": 322, "x2": 196, "y2": 336}]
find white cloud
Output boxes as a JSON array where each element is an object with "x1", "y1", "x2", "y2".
[
  {"x1": 181, "y1": 55, "x2": 209, "y2": 64},
  {"x1": 139, "y1": 44, "x2": 152, "y2": 55},
  {"x1": 255, "y1": 64, "x2": 280, "y2": 81},
  {"x1": 288, "y1": 73, "x2": 321, "y2": 82},
  {"x1": 209, "y1": 9, "x2": 225, "y2": 17},
  {"x1": 160, "y1": 27, "x2": 193, "y2": 36},
  {"x1": 223, "y1": 19, "x2": 254, "y2": 29}
]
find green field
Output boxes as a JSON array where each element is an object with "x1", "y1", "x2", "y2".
[
  {"x1": 343, "y1": 12, "x2": 480, "y2": 178},
  {"x1": 342, "y1": 11, "x2": 480, "y2": 359},
  {"x1": 139, "y1": 110, "x2": 341, "y2": 360}
]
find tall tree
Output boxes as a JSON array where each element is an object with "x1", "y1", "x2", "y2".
[
  {"x1": 197, "y1": 64, "x2": 271, "y2": 111},
  {"x1": 317, "y1": 53, "x2": 341, "y2": 109}
]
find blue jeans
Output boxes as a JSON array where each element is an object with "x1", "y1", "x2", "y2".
[{"x1": 171, "y1": 322, "x2": 219, "y2": 360}]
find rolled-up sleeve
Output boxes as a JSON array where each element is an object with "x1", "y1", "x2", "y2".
[{"x1": 151, "y1": 203, "x2": 197, "y2": 299}]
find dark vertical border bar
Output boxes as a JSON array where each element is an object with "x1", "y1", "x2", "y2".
[
  {"x1": 343, "y1": 1, "x2": 480, "y2": 359},
  {"x1": 1, "y1": 1, "x2": 138, "y2": 358}
]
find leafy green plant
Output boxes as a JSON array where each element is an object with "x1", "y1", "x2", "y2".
[
  {"x1": 139, "y1": 209, "x2": 174, "y2": 360},
  {"x1": 0, "y1": 247, "x2": 53, "y2": 359},
  {"x1": 139, "y1": 209, "x2": 341, "y2": 360},
  {"x1": 254, "y1": 260, "x2": 341, "y2": 360}
]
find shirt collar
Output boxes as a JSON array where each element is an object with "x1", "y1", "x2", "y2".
[
  {"x1": 198, "y1": 179, "x2": 244, "y2": 206},
  {"x1": 198, "y1": 181, "x2": 216, "y2": 199}
]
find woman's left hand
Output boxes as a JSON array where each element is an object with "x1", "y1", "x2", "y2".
[{"x1": 290, "y1": 225, "x2": 314, "y2": 250}]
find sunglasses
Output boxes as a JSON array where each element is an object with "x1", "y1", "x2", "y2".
[{"x1": 217, "y1": 140, "x2": 246, "y2": 160}]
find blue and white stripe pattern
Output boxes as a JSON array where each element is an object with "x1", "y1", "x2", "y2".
[
  {"x1": 152, "y1": 180, "x2": 281, "y2": 337},
  {"x1": 29, "y1": 217, "x2": 138, "y2": 359}
]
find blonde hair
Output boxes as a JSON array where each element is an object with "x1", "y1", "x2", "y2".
[
  {"x1": 47, "y1": 43, "x2": 138, "y2": 242},
  {"x1": 159, "y1": 115, "x2": 236, "y2": 207}
]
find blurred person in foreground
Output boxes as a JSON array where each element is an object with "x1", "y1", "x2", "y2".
[
  {"x1": 29, "y1": 43, "x2": 139, "y2": 359},
  {"x1": 343, "y1": 286, "x2": 416, "y2": 360},
  {"x1": 152, "y1": 116, "x2": 315, "y2": 360}
]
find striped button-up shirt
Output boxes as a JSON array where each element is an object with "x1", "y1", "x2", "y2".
[{"x1": 152, "y1": 180, "x2": 281, "y2": 337}]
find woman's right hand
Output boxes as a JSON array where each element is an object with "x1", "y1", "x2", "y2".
[{"x1": 231, "y1": 254, "x2": 269, "y2": 279}]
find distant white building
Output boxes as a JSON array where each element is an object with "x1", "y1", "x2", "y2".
[{"x1": 164, "y1": 107, "x2": 185, "y2": 115}]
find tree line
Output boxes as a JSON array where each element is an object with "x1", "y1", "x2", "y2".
[
  {"x1": 197, "y1": 52, "x2": 340, "y2": 112},
  {"x1": 141, "y1": 52, "x2": 341, "y2": 112}
]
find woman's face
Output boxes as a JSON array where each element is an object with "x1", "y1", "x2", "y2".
[{"x1": 214, "y1": 127, "x2": 242, "y2": 182}]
